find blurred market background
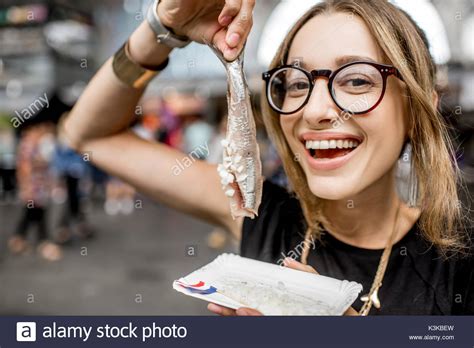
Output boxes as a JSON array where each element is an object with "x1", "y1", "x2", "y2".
[{"x1": 0, "y1": 0, "x2": 473, "y2": 315}]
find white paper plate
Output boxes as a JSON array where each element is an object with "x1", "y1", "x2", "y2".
[{"x1": 173, "y1": 253, "x2": 362, "y2": 315}]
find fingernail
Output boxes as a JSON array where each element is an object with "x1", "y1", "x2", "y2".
[
  {"x1": 236, "y1": 308, "x2": 249, "y2": 315},
  {"x1": 226, "y1": 33, "x2": 240, "y2": 47},
  {"x1": 208, "y1": 303, "x2": 222, "y2": 314},
  {"x1": 220, "y1": 15, "x2": 232, "y2": 26},
  {"x1": 284, "y1": 257, "x2": 294, "y2": 265}
]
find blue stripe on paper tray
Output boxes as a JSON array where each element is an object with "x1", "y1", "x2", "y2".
[{"x1": 176, "y1": 280, "x2": 218, "y2": 295}]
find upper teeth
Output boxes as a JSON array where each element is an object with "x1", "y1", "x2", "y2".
[{"x1": 305, "y1": 139, "x2": 359, "y2": 149}]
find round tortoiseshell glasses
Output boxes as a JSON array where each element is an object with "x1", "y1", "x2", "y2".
[{"x1": 262, "y1": 61, "x2": 403, "y2": 115}]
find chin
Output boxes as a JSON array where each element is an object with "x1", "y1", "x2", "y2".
[{"x1": 305, "y1": 173, "x2": 359, "y2": 201}]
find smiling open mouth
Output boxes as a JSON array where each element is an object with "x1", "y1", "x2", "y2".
[{"x1": 305, "y1": 139, "x2": 360, "y2": 159}]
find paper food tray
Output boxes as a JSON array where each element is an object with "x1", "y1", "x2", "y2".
[{"x1": 173, "y1": 253, "x2": 362, "y2": 315}]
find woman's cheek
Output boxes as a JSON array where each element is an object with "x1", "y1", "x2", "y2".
[{"x1": 280, "y1": 118, "x2": 300, "y2": 155}]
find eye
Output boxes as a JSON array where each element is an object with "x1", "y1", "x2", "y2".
[
  {"x1": 335, "y1": 73, "x2": 378, "y2": 94},
  {"x1": 339, "y1": 75, "x2": 373, "y2": 88},
  {"x1": 287, "y1": 80, "x2": 310, "y2": 91},
  {"x1": 347, "y1": 78, "x2": 371, "y2": 87}
]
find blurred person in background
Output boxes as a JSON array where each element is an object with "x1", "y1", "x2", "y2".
[
  {"x1": 182, "y1": 113, "x2": 213, "y2": 159},
  {"x1": 53, "y1": 118, "x2": 93, "y2": 244},
  {"x1": 62, "y1": 0, "x2": 473, "y2": 315},
  {"x1": 0, "y1": 128, "x2": 17, "y2": 203},
  {"x1": 8, "y1": 122, "x2": 62, "y2": 261},
  {"x1": 160, "y1": 95, "x2": 183, "y2": 148},
  {"x1": 165, "y1": 93, "x2": 213, "y2": 156},
  {"x1": 88, "y1": 164, "x2": 109, "y2": 202},
  {"x1": 103, "y1": 178, "x2": 136, "y2": 216}
]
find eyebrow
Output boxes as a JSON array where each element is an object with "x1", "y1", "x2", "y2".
[
  {"x1": 288, "y1": 55, "x2": 378, "y2": 69},
  {"x1": 335, "y1": 55, "x2": 377, "y2": 66}
]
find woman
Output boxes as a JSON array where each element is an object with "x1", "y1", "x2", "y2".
[
  {"x1": 8, "y1": 123, "x2": 63, "y2": 261},
  {"x1": 63, "y1": 0, "x2": 472, "y2": 315}
]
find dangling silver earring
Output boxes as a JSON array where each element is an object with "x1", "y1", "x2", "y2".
[{"x1": 395, "y1": 141, "x2": 419, "y2": 208}]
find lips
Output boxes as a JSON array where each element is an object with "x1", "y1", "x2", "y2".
[{"x1": 300, "y1": 132, "x2": 363, "y2": 170}]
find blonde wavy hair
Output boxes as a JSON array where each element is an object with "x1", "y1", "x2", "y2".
[{"x1": 261, "y1": 0, "x2": 469, "y2": 260}]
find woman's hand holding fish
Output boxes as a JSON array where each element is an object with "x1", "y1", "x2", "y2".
[{"x1": 157, "y1": 0, "x2": 255, "y2": 60}]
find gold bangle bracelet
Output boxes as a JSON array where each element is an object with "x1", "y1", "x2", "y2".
[{"x1": 112, "y1": 40, "x2": 169, "y2": 89}]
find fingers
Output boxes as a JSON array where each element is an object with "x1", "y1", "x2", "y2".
[
  {"x1": 219, "y1": 0, "x2": 241, "y2": 26},
  {"x1": 207, "y1": 303, "x2": 263, "y2": 316},
  {"x1": 207, "y1": 303, "x2": 237, "y2": 316},
  {"x1": 212, "y1": 30, "x2": 229, "y2": 56},
  {"x1": 344, "y1": 307, "x2": 359, "y2": 316},
  {"x1": 236, "y1": 307, "x2": 263, "y2": 316},
  {"x1": 220, "y1": 0, "x2": 255, "y2": 61},
  {"x1": 283, "y1": 257, "x2": 318, "y2": 274}
]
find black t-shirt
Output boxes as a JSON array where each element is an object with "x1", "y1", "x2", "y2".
[{"x1": 241, "y1": 181, "x2": 473, "y2": 315}]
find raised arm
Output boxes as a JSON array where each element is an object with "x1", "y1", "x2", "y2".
[{"x1": 63, "y1": 0, "x2": 255, "y2": 237}]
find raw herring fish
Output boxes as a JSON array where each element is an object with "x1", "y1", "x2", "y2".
[{"x1": 211, "y1": 46, "x2": 263, "y2": 219}]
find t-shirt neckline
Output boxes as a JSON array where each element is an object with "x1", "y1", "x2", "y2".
[{"x1": 320, "y1": 221, "x2": 418, "y2": 256}]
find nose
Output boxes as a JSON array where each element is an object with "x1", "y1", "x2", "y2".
[{"x1": 302, "y1": 78, "x2": 339, "y2": 128}]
